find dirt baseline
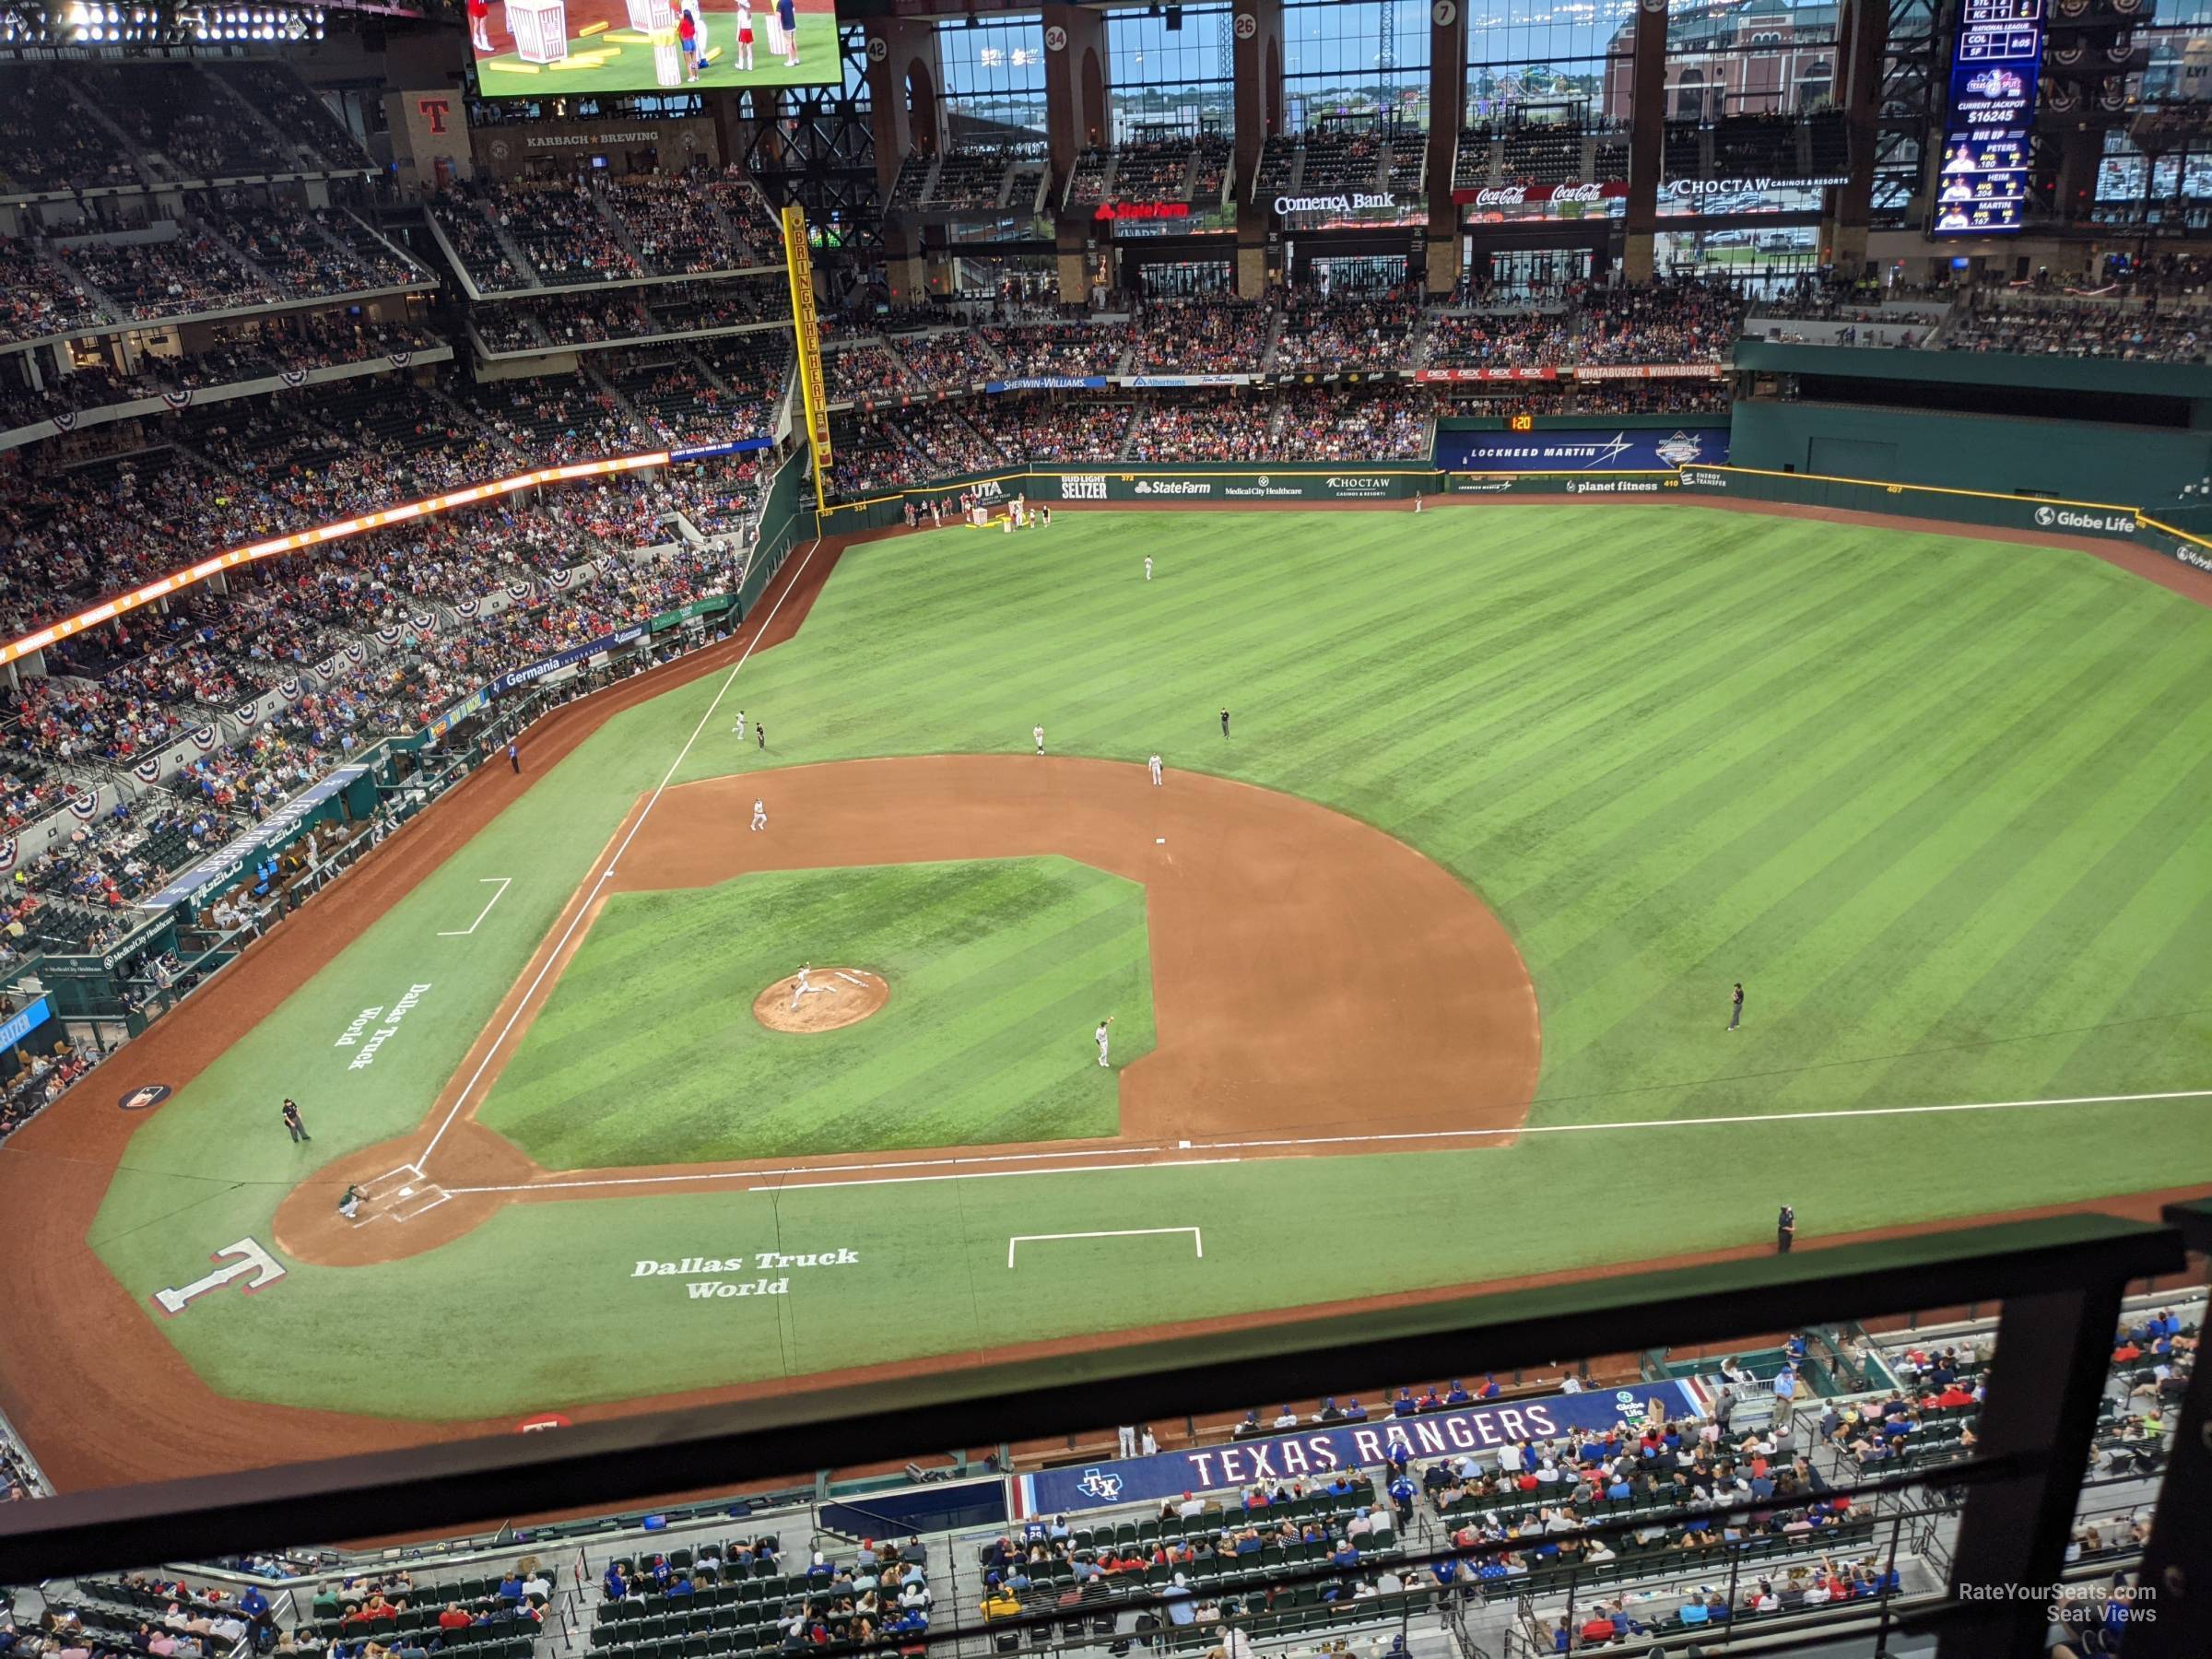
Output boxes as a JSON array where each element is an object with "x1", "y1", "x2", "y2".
[{"x1": 275, "y1": 757, "x2": 1543, "y2": 1267}]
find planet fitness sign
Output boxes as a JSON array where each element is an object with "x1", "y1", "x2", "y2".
[{"x1": 1011, "y1": 1380, "x2": 1703, "y2": 1515}]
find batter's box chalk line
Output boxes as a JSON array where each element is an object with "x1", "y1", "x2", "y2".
[
  {"x1": 361, "y1": 1164, "x2": 423, "y2": 1198},
  {"x1": 1006, "y1": 1227, "x2": 1204, "y2": 1270}
]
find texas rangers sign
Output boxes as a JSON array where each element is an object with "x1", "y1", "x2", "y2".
[{"x1": 1012, "y1": 1382, "x2": 1703, "y2": 1515}]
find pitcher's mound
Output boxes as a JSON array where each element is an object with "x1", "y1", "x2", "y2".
[{"x1": 753, "y1": 969, "x2": 889, "y2": 1033}]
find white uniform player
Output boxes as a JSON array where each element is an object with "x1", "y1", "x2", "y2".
[
  {"x1": 1144, "y1": 556, "x2": 1153, "y2": 581},
  {"x1": 791, "y1": 964, "x2": 836, "y2": 1010},
  {"x1": 1095, "y1": 1017, "x2": 1113, "y2": 1066},
  {"x1": 1147, "y1": 754, "x2": 1163, "y2": 786},
  {"x1": 751, "y1": 798, "x2": 767, "y2": 831},
  {"x1": 1033, "y1": 724, "x2": 1045, "y2": 755},
  {"x1": 732, "y1": 709, "x2": 747, "y2": 739}
]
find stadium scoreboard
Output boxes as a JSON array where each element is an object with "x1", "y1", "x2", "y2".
[{"x1": 1936, "y1": 0, "x2": 2045, "y2": 235}]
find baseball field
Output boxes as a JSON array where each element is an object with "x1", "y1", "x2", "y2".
[{"x1": 6, "y1": 499, "x2": 2212, "y2": 1487}]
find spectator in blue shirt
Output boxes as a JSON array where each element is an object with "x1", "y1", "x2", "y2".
[
  {"x1": 496, "y1": 1576, "x2": 524, "y2": 1605},
  {"x1": 1329, "y1": 1542, "x2": 1360, "y2": 1569},
  {"x1": 1161, "y1": 1582, "x2": 1195, "y2": 1628}
]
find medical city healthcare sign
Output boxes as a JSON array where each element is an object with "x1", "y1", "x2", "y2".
[{"x1": 1011, "y1": 1380, "x2": 1703, "y2": 1516}]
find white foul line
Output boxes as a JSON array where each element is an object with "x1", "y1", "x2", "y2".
[
  {"x1": 438, "y1": 877, "x2": 512, "y2": 937},
  {"x1": 1008, "y1": 1227, "x2": 1204, "y2": 1269},
  {"x1": 416, "y1": 537, "x2": 824, "y2": 1173},
  {"x1": 431, "y1": 1086, "x2": 2212, "y2": 1197},
  {"x1": 753, "y1": 1159, "x2": 1241, "y2": 1194}
]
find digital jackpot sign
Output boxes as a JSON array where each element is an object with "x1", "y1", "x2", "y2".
[{"x1": 1936, "y1": 0, "x2": 2045, "y2": 235}]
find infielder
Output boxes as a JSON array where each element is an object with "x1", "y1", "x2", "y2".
[
  {"x1": 751, "y1": 798, "x2": 767, "y2": 831},
  {"x1": 732, "y1": 708, "x2": 747, "y2": 740},
  {"x1": 1094, "y1": 1016, "x2": 1114, "y2": 1066},
  {"x1": 1033, "y1": 724, "x2": 1045, "y2": 755},
  {"x1": 1144, "y1": 556, "x2": 1153, "y2": 581},
  {"x1": 757, "y1": 721, "x2": 767, "y2": 750},
  {"x1": 1147, "y1": 754, "x2": 1163, "y2": 786}
]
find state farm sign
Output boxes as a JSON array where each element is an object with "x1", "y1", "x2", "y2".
[
  {"x1": 1453, "y1": 180, "x2": 1630, "y2": 209},
  {"x1": 1095, "y1": 201, "x2": 1191, "y2": 222}
]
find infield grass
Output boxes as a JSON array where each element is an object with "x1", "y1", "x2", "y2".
[
  {"x1": 88, "y1": 505, "x2": 2212, "y2": 1419},
  {"x1": 477, "y1": 857, "x2": 1155, "y2": 1165}
]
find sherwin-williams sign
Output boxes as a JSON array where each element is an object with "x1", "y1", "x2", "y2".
[{"x1": 1010, "y1": 1380, "x2": 1702, "y2": 1516}]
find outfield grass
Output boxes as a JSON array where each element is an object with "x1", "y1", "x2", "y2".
[
  {"x1": 88, "y1": 506, "x2": 2212, "y2": 1419},
  {"x1": 478, "y1": 857, "x2": 1155, "y2": 1166}
]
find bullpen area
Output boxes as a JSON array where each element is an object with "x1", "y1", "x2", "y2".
[{"x1": 7, "y1": 500, "x2": 2212, "y2": 1487}]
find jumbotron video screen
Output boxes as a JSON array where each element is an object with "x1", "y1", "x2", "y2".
[{"x1": 467, "y1": 0, "x2": 840, "y2": 92}]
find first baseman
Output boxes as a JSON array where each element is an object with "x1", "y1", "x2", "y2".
[
  {"x1": 751, "y1": 798, "x2": 767, "y2": 831},
  {"x1": 1095, "y1": 1016, "x2": 1114, "y2": 1066}
]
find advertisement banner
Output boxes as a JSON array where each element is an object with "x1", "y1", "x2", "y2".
[
  {"x1": 1013, "y1": 1381, "x2": 1703, "y2": 1517},
  {"x1": 1437, "y1": 428, "x2": 1727, "y2": 473},
  {"x1": 650, "y1": 595, "x2": 736, "y2": 633},
  {"x1": 1571, "y1": 364, "x2": 1727, "y2": 382},
  {"x1": 139, "y1": 767, "x2": 369, "y2": 911},
  {"x1": 1453, "y1": 181, "x2": 1630, "y2": 210},
  {"x1": 986, "y1": 377, "x2": 1109, "y2": 394},
  {"x1": 1122, "y1": 374, "x2": 1256, "y2": 389},
  {"x1": 0, "y1": 994, "x2": 53, "y2": 1053},
  {"x1": 487, "y1": 625, "x2": 648, "y2": 697},
  {"x1": 1416, "y1": 367, "x2": 1559, "y2": 383}
]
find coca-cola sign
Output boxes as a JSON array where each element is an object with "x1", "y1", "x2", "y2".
[{"x1": 1453, "y1": 180, "x2": 1630, "y2": 209}]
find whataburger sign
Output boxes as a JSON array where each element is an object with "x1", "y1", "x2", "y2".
[{"x1": 1011, "y1": 1379, "x2": 1704, "y2": 1515}]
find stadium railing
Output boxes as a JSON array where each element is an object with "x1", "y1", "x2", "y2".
[{"x1": 1, "y1": 1211, "x2": 2200, "y2": 1657}]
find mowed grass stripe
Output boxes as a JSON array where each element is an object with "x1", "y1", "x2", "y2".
[
  {"x1": 1520, "y1": 552, "x2": 2071, "y2": 1040},
  {"x1": 1712, "y1": 594, "x2": 2198, "y2": 1113},
  {"x1": 1465, "y1": 539, "x2": 2023, "y2": 931},
  {"x1": 477, "y1": 857, "x2": 1154, "y2": 1166},
  {"x1": 1830, "y1": 673, "x2": 2212, "y2": 1108}
]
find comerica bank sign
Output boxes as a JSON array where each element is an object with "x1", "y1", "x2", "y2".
[{"x1": 1273, "y1": 192, "x2": 1402, "y2": 216}]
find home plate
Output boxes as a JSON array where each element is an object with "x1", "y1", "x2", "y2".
[{"x1": 398, "y1": 1186, "x2": 416, "y2": 1198}]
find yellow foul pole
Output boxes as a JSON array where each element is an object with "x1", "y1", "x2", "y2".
[{"x1": 779, "y1": 205, "x2": 832, "y2": 516}]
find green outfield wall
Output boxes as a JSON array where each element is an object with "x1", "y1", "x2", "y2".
[{"x1": 1727, "y1": 399, "x2": 2212, "y2": 510}]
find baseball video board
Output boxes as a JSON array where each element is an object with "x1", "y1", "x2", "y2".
[
  {"x1": 1935, "y1": 0, "x2": 2045, "y2": 235},
  {"x1": 470, "y1": 0, "x2": 841, "y2": 93}
]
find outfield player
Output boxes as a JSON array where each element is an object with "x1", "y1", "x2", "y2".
[
  {"x1": 757, "y1": 720, "x2": 766, "y2": 750},
  {"x1": 732, "y1": 708, "x2": 747, "y2": 740},
  {"x1": 1147, "y1": 754, "x2": 1163, "y2": 786},
  {"x1": 1033, "y1": 724, "x2": 1045, "y2": 755},
  {"x1": 1144, "y1": 556, "x2": 1153, "y2": 581},
  {"x1": 1220, "y1": 707, "x2": 1231, "y2": 738},
  {"x1": 751, "y1": 798, "x2": 767, "y2": 831},
  {"x1": 1094, "y1": 1016, "x2": 1114, "y2": 1066}
]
